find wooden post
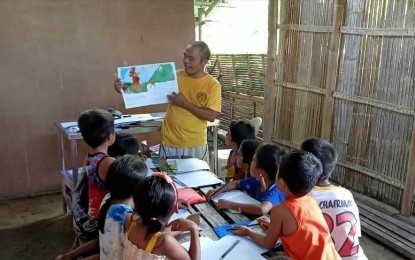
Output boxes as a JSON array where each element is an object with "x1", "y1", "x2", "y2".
[
  {"x1": 198, "y1": 7, "x2": 205, "y2": 41},
  {"x1": 247, "y1": 54, "x2": 253, "y2": 92},
  {"x1": 401, "y1": 123, "x2": 415, "y2": 216},
  {"x1": 205, "y1": 0, "x2": 221, "y2": 16},
  {"x1": 320, "y1": 0, "x2": 345, "y2": 139},
  {"x1": 231, "y1": 55, "x2": 238, "y2": 92},
  {"x1": 263, "y1": 0, "x2": 278, "y2": 143}
]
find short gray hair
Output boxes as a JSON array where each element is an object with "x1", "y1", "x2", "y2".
[{"x1": 188, "y1": 41, "x2": 211, "y2": 61}]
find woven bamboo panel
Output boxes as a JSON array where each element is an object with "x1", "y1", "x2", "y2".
[
  {"x1": 211, "y1": 54, "x2": 266, "y2": 95},
  {"x1": 210, "y1": 54, "x2": 266, "y2": 139},
  {"x1": 217, "y1": 92, "x2": 264, "y2": 140},
  {"x1": 272, "y1": 0, "x2": 333, "y2": 146},
  {"x1": 212, "y1": 0, "x2": 415, "y2": 215},
  {"x1": 331, "y1": 0, "x2": 415, "y2": 212},
  {"x1": 269, "y1": 0, "x2": 415, "y2": 214},
  {"x1": 211, "y1": 54, "x2": 236, "y2": 89}
]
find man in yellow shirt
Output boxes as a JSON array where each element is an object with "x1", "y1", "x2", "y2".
[{"x1": 115, "y1": 42, "x2": 221, "y2": 162}]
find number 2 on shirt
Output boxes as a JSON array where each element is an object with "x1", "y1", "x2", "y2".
[{"x1": 323, "y1": 211, "x2": 359, "y2": 257}]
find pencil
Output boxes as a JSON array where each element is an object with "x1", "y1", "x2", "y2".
[
  {"x1": 219, "y1": 238, "x2": 240, "y2": 260},
  {"x1": 225, "y1": 223, "x2": 260, "y2": 231}
]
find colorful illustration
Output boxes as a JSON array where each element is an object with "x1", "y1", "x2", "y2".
[
  {"x1": 117, "y1": 62, "x2": 178, "y2": 109},
  {"x1": 167, "y1": 160, "x2": 178, "y2": 171},
  {"x1": 129, "y1": 67, "x2": 141, "y2": 92}
]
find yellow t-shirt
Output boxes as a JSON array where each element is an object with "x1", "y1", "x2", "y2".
[{"x1": 161, "y1": 70, "x2": 221, "y2": 148}]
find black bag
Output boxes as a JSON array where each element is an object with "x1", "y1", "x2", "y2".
[{"x1": 71, "y1": 167, "x2": 98, "y2": 241}]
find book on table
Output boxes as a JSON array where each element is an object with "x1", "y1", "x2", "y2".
[
  {"x1": 211, "y1": 190, "x2": 261, "y2": 213},
  {"x1": 172, "y1": 170, "x2": 223, "y2": 188},
  {"x1": 166, "y1": 158, "x2": 210, "y2": 174}
]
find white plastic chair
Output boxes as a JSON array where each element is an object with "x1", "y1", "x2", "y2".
[{"x1": 250, "y1": 117, "x2": 263, "y2": 137}]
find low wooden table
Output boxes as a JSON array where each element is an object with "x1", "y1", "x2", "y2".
[{"x1": 174, "y1": 185, "x2": 252, "y2": 243}]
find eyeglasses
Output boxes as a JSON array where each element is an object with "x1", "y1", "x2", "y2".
[{"x1": 152, "y1": 172, "x2": 179, "y2": 213}]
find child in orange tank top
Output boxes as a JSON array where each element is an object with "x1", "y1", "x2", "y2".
[{"x1": 232, "y1": 151, "x2": 340, "y2": 260}]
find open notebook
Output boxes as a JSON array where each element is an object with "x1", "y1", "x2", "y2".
[
  {"x1": 168, "y1": 209, "x2": 192, "y2": 224},
  {"x1": 211, "y1": 190, "x2": 261, "y2": 213},
  {"x1": 173, "y1": 171, "x2": 223, "y2": 188},
  {"x1": 166, "y1": 158, "x2": 210, "y2": 174},
  {"x1": 181, "y1": 235, "x2": 267, "y2": 260}
]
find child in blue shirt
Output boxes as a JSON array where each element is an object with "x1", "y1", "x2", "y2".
[
  {"x1": 98, "y1": 155, "x2": 148, "y2": 260},
  {"x1": 206, "y1": 142, "x2": 285, "y2": 215}
]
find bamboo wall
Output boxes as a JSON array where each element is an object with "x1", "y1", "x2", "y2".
[
  {"x1": 267, "y1": 0, "x2": 415, "y2": 216},
  {"x1": 212, "y1": 0, "x2": 415, "y2": 216},
  {"x1": 332, "y1": 0, "x2": 415, "y2": 215},
  {"x1": 209, "y1": 54, "x2": 266, "y2": 139}
]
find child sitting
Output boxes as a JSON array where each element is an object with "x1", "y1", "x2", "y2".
[
  {"x1": 99, "y1": 155, "x2": 148, "y2": 260},
  {"x1": 233, "y1": 151, "x2": 340, "y2": 259},
  {"x1": 206, "y1": 143, "x2": 285, "y2": 216},
  {"x1": 107, "y1": 132, "x2": 140, "y2": 158},
  {"x1": 57, "y1": 133, "x2": 142, "y2": 260},
  {"x1": 235, "y1": 139, "x2": 261, "y2": 176},
  {"x1": 69, "y1": 109, "x2": 115, "y2": 244},
  {"x1": 224, "y1": 120, "x2": 256, "y2": 181},
  {"x1": 124, "y1": 173, "x2": 200, "y2": 260},
  {"x1": 302, "y1": 138, "x2": 367, "y2": 259},
  {"x1": 78, "y1": 109, "x2": 116, "y2": 221}
]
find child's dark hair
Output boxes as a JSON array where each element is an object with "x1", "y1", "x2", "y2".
[
  {"x1": 229, "y1": 120, "x2": 256, "y2": 147},
  {"x1": 278, "y1": 151, "x2": 322, "y2": 196},
  {"x1": 98, "y1": 155, "x2": 147, "y2": 233},
  {"x1": 239, "y1": 139, "x2": 261, "y2": 166},
  {"x1": 133, "y1": 176, "x2": 176, "y2": 237},
  {"x1": 108, "y1": 132, "x2": 139, "y2": 157},
  {"x1": 255, "y1": 144, "x2": 286, "y2": 180},
  {"x1": 78, "y1": 109, "x2": 114, "y2": 149},
  {"x1": 300, "y1": 138, "x2": 338, "y2": 182}
]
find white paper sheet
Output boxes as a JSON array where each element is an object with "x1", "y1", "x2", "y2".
[
  {"x1": 145, "y1": 167, "x2": 154, "y2": 177},
  {"x1": 149, "y1": 144, "x2": 160, "y2": 153},
  {"x1": 174, "y1": 182, "x2": 186, "y2": 189},
  {"x1": 168, "y1": 209, "x2": 202, "y2": 235},
  {"x1": 173, "y1": 171, "x2": 223, "y2": 188},
  {"x1": 168, "y1": 209, "x2": 191, "y2": 224},
  {"x1": 114, "y1": 114, "x2": 164, "y2": 126},
  {"x1": 181, "y1": 235, "x2": 266, "y2": 260},
  {"x1": 60, "y1": 121, "x2": 78, "y2": 128},
  {"x1": 118, "y1": 62, "x2": 179, "y2": 109},
  {"x1": 181, "y1": 237, "x2": 214, "y2": 251},
  {"x1": 166, "y1": 158, "x2": 210, "y2": 174},
  {"x1": 145, "y1": 158, "x2": 156, "y2": 169},
  {"x1": 212, "y1": 190, "x2": 261, "y2": 213}
]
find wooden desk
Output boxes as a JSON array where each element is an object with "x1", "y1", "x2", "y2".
[
  {"x1": 54, "y1": 116, "x2": 220, "y2": 212},
  {"x1": 174, "y1": 185, "x2": 279, "y2": 259},
  {"x1": 173, "y1": 185, "x2": 251, "y2": 242}
]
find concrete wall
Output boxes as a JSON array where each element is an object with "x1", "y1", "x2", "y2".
[{"x1": 0, "y1": 0, "x2": 195, "y2": 197}]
